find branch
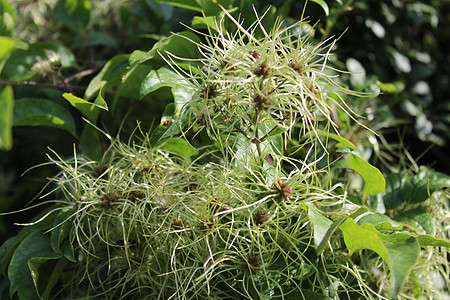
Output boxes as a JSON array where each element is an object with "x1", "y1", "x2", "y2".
[
  {"x1": 64, "y1": 68, "x2": 96, "y2": 84},
  {"x1": 0, "y1": 80, "x2": 87, "y2": 91}
]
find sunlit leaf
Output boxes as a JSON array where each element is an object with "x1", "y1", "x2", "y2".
[
  {"x1": 395, "y1": 209, "x2": 435, "y2": 235},
  {"x1": 347, "y1": 153, "x2": 386, "y2": 196},
  {"x1": 0, "y1": 85, "x2": 13, "y2": 150},
  {"x1": 340, "y1": 219, "x2": 420, "y2": 300},
  {"x1": 140, "y1": 67, "x2": 194, "y2": 111},
  {"x1": 310, "y1": 0, "x2": 329, "y2": 16},
  {"x1": 0, "y1": 0, "x2": 15, "y2": 36},
  {"x1": 354, "y1": 211, "x2": 403, "y2": 230},
  {"x1": 316, "y1": 131, "x2": 385, "y2": 196},
  {"x1": 157, "y1": 138, "x2": 198, "y2": 161},
  {"x1": 0, "y1": 36, "x2": 15, "y2": 59},
  {"x1": 154, "y1": 0, "x2": 201, "y2": 11},
  {"x1": 63, "y1": 91, "x2": 108, "y2": 123}
]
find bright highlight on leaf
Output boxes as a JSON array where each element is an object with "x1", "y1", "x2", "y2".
[
  {"x1": 63, "y1": 91, "x2": 108, "y2": 123},
  {"x1": 0, "y1": 85, "x2": 13, "y2": 150}
]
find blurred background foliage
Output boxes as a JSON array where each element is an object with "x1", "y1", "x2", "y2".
[{"x1": 0, "y1": 0, "x2": 449, "y2": 261}]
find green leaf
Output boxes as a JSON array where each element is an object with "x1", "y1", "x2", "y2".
[
  {"x1": 416, "y1": 235, "x2": 450, "y2": 248},
  {"x1": 0, "y1": 209, "x2": 60, "y2": 276},
  {"x1": 0, "y1": 0, "x2": 15, "y2": 36},
  {"x1": 140, "y1": 31, "x2": 201, "y2": 68},
  {"x1": 314, "y1": 131, "x2": 385, "y2": 196},
  {"x1": 340, "y1": 219, "x2": 420, "y2": 300},
  {"x1": 157, "y1": 138, "x2": 198, "y2": 161},
  {"x1": 13, "y1": 98, "x2": 76, "y2": 135},
  {"x1": 63, "y1": 91, "x2": 108, "y2": 123},
  {"x1": 338, "y1": 148, "x2": 386, "y2": 196},
  {"x1": 78, "y1": 124, "x2": 103, "y2": 160},
  {"x1": 140, "y1": 67, "x2": 194, "y2": 111},
  {"x1": 55, "y1": 0, "x2": 91, "y2": 32},
  {"x1": 311, "y1": 130, "x2": 355, "y2": 148},
  {"x1": 395, "y1": 209, "x2": 435, "y2": 235},
  {"x1": 40, "y1": 258, "x2": 69, "y2": 300},
  {"x1": 306, "y1": 203, "x2": 339, "y2": 254},
  {"x1": 0, "y1": 236, "x2": 19, "y2": 275},
  {"x1": 8, "y1": 231, "x2": 62, "y2": 300},
  {"x1": 145, "y1": 0, "x2": 174, "y2": 21},
  {"x1": 192, "y1": 16, "x2": 220, "y2": 32},
  {"x1": 150, "y1": 103, "x2": 177, "y2": 144},
  {"x1": 71, "y1": 31, "x2": 118, "y2": 49},
  {"x1": 117, "y1": 52, "x2": 153, "y2": 99},
  {"x1": 355, "y1": 211, "x2": 403, "y2": 231},
  {"x1": 0, "y1": 85, "x2": 13, "y2": 150},
  {"x1": 50, "y1": 207, "x2": 76, "y2": 262},
  {"x1": 0, "y1": 36, "x2": 15, "y2": 59},
  {"x1": 375, "y1": 166, "x2": 450, "y2": 210},
  {"x1": 85, "y1": 54, "x2": 129, "y2": 100},
  {"x1": 154, "y1": 0, "x2": 202, "y2": 11},
  {"x1": 310, "y1": 0, "x2": 329, "y2": 16},
  {"x1": 2, "y1": 42, "x2": 77, "y2": 81}
]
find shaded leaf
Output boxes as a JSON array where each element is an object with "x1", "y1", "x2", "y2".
[
  {"x1": 85, "y1": 54, "x2": 129, "y2": 100},
  {"x1": 8, "y1": 231, "x2": 62, "y2": 300},
  {"x1": 2, "y1": 42, "x2": 77, "y2": 81},
  {"x1": 118, "y1": 51, "x2": 152, "y2": 99},
  {"x1": 0, "y1": 209, "x2": 59, "y2": 275},
  {"x1": 13, "y1": 98, "x2": 76, "y2": 135},
  {"x1": 55, "y1": 0, "x2": 91, "y2": 32},
  {"x1": 78, "y1": 124, "x2": 103, "y2": 160},
  {"x1": 0, "y1": 85, "x2": 13, "y2": 150},
  {"x1": 149, "y1": 103, "x2": 177, "y2": 144},
  {"x1": 145, "y1": 0, "x2": 174, "y2": 21},
  {"x1": 140, "y1": 31, "x2": 201, "y2": 68},
  {"x1": 50, "y1": 207, "x2": 76, "y2": 262},
  {"x1": 375, "y1": 166, "x2": 450, "y2": 210},
  {"x1": 71, "y1": 31, "x2": 118, "y2": 49}
]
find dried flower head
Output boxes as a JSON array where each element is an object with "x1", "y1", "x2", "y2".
[{"x1": 169, "y1": 7, "x2": 362, "y2": 150}]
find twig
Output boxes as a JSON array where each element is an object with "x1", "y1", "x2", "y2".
[
  {"x1": 0, "y1": 80, "x2": 86, "y2": 91},
  {"x1": 64, "y1": 68, "x2": 96, "y2": 83}
]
